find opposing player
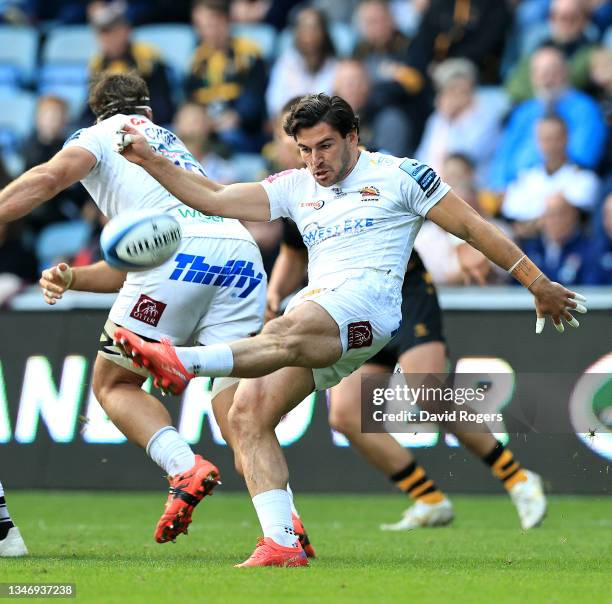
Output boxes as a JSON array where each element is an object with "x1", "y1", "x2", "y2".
[
  {"x1": 0, "y1": 481, "x2": 28, "y2": 557},
  {"x1": 270, "y1": 225, "x2": 546, "y2": 531},
  {"x1": 0, "y1": 72, "x2": 267, "y2": 546},
  {"x1": 114, "y1": 94, "x2": 587, "y2": 567}
]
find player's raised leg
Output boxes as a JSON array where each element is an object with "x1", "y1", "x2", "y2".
[{"x1": 0, "y1": 481, "x2": 28, "y2": 557}]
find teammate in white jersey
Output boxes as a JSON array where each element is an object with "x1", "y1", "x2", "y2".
[
  {"x1": 114, "y1": 93, "x2": 587, "y2": 567},
  {"x1": 0, "y1": 73, "x2": 274, "y2": 545}
]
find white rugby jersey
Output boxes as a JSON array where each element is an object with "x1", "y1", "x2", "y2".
[
  {"x1": 64, "y1": 113, "x2": 254, "y2": 242},
  {"x1": 260, "y1": 150, "x2": 451, "y2": 282}
]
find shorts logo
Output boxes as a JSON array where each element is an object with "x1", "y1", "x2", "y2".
[
  {"x1": 169, "y1": 253, "x2": 263, "y2": 298},
  {"x1": 360, "y1": 186, "x2": 380, "y2": 199},
  {"x1": 130, "y1": 294, "x2": 167, "y2": 326},
  {"x1": 299, "y1": 200, "x2": 325, "y2": 210},
  {"x1": 347, "y1": 321, "x2": 373, "y2": 350}
]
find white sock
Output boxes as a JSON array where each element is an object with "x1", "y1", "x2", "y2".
[
  {"x1": 146, "y1": 426, "x2": 195, "y2": 476},
  {"x1": 286, "y1": 483, "x2": 299, "y2": 517},
  {"x1": 252, "y1": 489, "x2": 298, "y2": 548},
  {"x1": 175, "y1": 344, "x2": 234, "y2": 377}
]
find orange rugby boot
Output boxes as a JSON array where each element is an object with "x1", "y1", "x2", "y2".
[
  {"x1": 292, "y1": 513, "x2": 316, "y2": 558},
  {"x1": 235, "y1": 537, "x2": 308, "y2": 568}
]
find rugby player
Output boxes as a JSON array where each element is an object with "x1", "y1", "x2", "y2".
[
  {"x1": 0, "y1": 72, "x2": 281, "y2": 547},
  {"x1": 114, "y1": 93, "x2": 587, "y2": 567},
  {"x1": 271, "y1": 225, "x2": 546, "y2": 531},
  {"x1": 0, "y1": 481, "x2": 28, "y2": 556}
]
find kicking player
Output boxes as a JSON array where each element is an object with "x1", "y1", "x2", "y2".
[
  {"x1": 114, "y1": 93, "x2": 587, "y2": 567},
  {"x1": 0, "y1": 481, "x2": 28, "y2": 557},
  {"x1": 0, "y1": 72, "x2": 270, "y2": 546},
  {"x1": 270, "y1": 225, "x2": 545, "y2": 530}
]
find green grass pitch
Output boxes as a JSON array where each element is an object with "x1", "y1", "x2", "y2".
[{"x1": 3, "y1": 492, "x2": 611, "y2": 604}]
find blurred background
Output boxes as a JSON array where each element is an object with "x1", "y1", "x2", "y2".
[{"x1": 0, "y1": 0, "x2": 610, "y2": 494}]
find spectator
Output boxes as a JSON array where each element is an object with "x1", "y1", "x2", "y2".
[
  {"x1": 86, "y1": 1, "x2": 174, "y2": 124},
  {"x1": 415, "y1": 58, "x2": 502, "y2": 187},
  {"x1": 313, "y1": 0, "x2": 361, "y2": 23},
  {"x1": 23, "y1": 96, "x2": 87, "y2": 232},
  {"x1": 589, "y1": 47, "x2": 612, "y2": 173},
  {"x1": 408, "y1": 0, "x2": 513, "y2": 84},
  {"x1": 415, "y1": 153, "x2": 511, "y2": 285},
  {"x1": 230, "y1": 0, "x2": 303, "y2": 30},
  {"x1": 186, "y1": 0, "x2": 268, "y2": 152},
  {"x1": 0, "y1": 221, "x2": 38, "y2": 302},
  {"x1": 522, "y1": 192, "x2": 591, "y2": 284},
  {"x1": 502, "y1": 114, "x2": 599, "y2": 225},
  {"x1": 266, "y1": 7, "x2": 338, "y2": 118},
  {"x1": 173, "y1": 102, "x2": 239, "y2": 184},
  {"x1": 353, "y1": 0, "x2": 427, "y2": 155},
  {"x1": 489, "y1": 46, "x2": 606, "y2": 191},
  {"x1": 584, "y1": 192, "x2": 612, "y2": 283},
  {"x1": 505, "y1": 0, "x2": 600, "y2": 103}
]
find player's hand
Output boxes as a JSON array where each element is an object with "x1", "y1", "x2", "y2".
[
  {"x1": 39, "y1": 263, "x2": 73, "y2": 305},
  {"x1": 456, "y1": 242, "x2": 490, "y2": 286},
  {"x1": 530, "y1": 278, "x2": 588, "y2": 334},
  {"x1": 114, "y1": 124, "x2": 154, "y2": 165},
  {"x1": 265, "y1": 290, "x2": 282, "y2": 323}
]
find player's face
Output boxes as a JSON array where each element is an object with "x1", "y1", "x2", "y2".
[{"x1": 295, "y1": 122, "x2": 358, "y2": 187}]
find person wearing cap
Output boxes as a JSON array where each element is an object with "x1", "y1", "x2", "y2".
[{"x1": 87, "y1": 1, "x2": 174, "y2": 125}]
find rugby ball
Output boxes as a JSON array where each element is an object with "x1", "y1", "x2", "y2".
[{"x1": 100, "y1": 210, "x2": 182, "y2": 271}]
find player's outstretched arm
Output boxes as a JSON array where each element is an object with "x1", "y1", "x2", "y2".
[
  {"x1": 39, "y1": 261, "x2": 127, "y2": 304},
  {"x1": 115, "y1": 125, "x2": 271, "y2": 222},
  {"x1": 427, "y1": 190, "x2": 588, "y2": 333},
  {"x1": 0, "y1": 147, "x2": 96, "y2": 224}
]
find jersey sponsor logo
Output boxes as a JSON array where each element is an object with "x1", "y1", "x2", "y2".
[
  {"x1": 129, "y1": 294, "x2": 167, "y2": 326},
  {"x1": 301, "y1": 218, "x2": 375, "y2": 248},
  {"x1": 176, "y1": 207, "x2": 224, "y2": 222},
  {"x1": 130, "y1": 117, "x2": 147, "y2": 126},
  {"x1": 347, "y1": 321, "x2": 373, "y2": 350},
  {"x1": 425, "y1": 176, "x2": 442, "y2": 198},
  {"x1": 299, "y1": 200, "x2": 325, "y2": 210},
  {"x1": 360, "y1": 185, "x2": 380, "y2": 199},
  {"x1": 169, "y1": 253, "x2": 263, "y2": 298},
  {"x1": 266, "y1": 169, "x2": 296, "y2": 183},
  {"x1": 331, "y1": 186, "x2": 346, "y2": 198}
]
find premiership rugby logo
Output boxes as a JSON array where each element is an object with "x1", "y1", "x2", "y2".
[{"x1": 300, "y1": 200, "x2": 325, "y2": 210}]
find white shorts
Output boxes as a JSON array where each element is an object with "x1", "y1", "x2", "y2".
[
  {"x1": 100, "y1": 236, "x2": 266, "y2": 378},
  {"x1": 285, "y1": 271, "x2": 402, "y2": 390}
]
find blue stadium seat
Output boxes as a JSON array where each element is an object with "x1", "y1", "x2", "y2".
[
  {"x1": 277, "y1": 21, "x2": 356, "y2": 59},
  {"x1": 43, "y1": 25, "x2": 97, "y2": 66},
  {"x1": 36, "y1": 220, "x2": 92, "y2": 270},
  {"x1": 38, "y1": 82, "x2": 89, "y2": 120},
  {"x1": 231, "y1": 153, "x2": 267, "y2": 182},
  {"x1": 0, "y1": 89, "x2": 37, "y2": 144},
  {"x1": 0, "y1": 25, "x2": 38, "y2": 87},
  {"x1": 132, "y1": 24, "x2": 196, "y2": 80},
  {"x1": 230, "y1": 23, "x2": 277, "y2": 61}
]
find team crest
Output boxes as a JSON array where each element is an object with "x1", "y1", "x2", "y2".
[
  {"x1": 347, "y1": 321, "x2": 373, "y2": 349},
  {"x1": 360, "y1": 186, "x2": 380, "y2": 200}
]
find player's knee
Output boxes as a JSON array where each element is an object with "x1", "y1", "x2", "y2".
[
  {"x1": 228, "y1": 384, "x2": 276, "y2": 438},
  {"x1": 328, "y1": 404, "x2": 361, "y2": 437}
]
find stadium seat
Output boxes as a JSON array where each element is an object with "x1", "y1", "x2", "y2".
[
  {"x1": 0, "y1": 25, "x2": 38, "y2": 87},
  {"x1": 277, "y1": 21, "x2": 356, "y2": 59},
  {"x1": 230, "y1": 23, "x2": 277, "y2": 61},
  {"x1": 132, "y1": 24, "x2": 196, "y2": 80},
  {"x1": 35, "y1": 220, "x2": 92, "y2": 270},
  {"x1": 0, "y1": 90, "x2": 36, "y2": 144},
  {"x1": 38, "y1": 82, "x2": 89, "y2": 120},
  {"x1": 42, "y1": 25, "x2": 97, "y2": 66}
]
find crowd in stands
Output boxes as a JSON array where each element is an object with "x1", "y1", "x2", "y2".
[{"x1": 0, "y1": 0, "x2": 611, "y2": 305}]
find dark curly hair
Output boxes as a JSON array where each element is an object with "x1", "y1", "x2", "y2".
[
  {"x1": 283, "y1": 93, "x2": 360, "y2": 139},
  {"x1": 88, "y1": 72, "x2": 151, "y2": 121}
]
